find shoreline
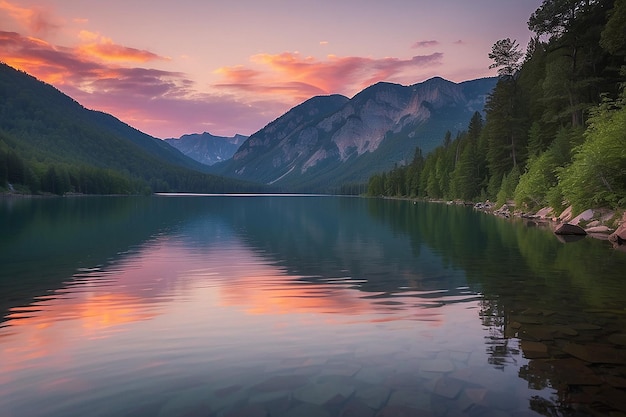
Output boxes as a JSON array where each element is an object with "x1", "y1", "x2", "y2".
[{"x1": 385, "y1": 196, "x2": 626, "y2": 251}]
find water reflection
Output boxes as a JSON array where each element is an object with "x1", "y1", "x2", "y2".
[
  {"x1": 366, "y1": 200, "x2": 626, "y2": 416},
  {"x1": 0, "y1": 195, "x2": 625, "y2": 416}
]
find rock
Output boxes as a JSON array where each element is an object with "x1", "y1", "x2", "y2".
[
  {"x1": 585, "y1": 225, "x2": 612, "y2": 234},
  {"x1": 251, "y1": 375, "x2": 309, "y2": 392},
  {"x1": 570, "y1": 209, "x2": 594, "y2": 225},
  {"x1": 563, "y1": 343, "x2": 626, "y2": 364},
  {"x1": 608, "y1": 334, "x2": 626, "y2": 346},
  {"x1": 293, "y1": 381, "x2": 354, "y2": 405},
  {"x1": 355, "y1": 386, "x2": 390, "y2": 409},
  {"x1": 520, "y1": 340, "x2": 550, "y2": 359},
  {"x1": 494, "y1": 204, "x2": 511, "y2": 217},
  {"x1": 609, "y1": 222, "x2": 626, "y2": 246},
  {"x1": 555, "y1": 234, "x2": 586, "y2": 243},
  {"x1": 338, "y1": 399, "x2": 375, "y2": 417},
  {"x1": 224, "y1": 404, "x2": 268, "y2": 417},
  {"x1": 559, "y1": 205, "x2": 574, "y2": 223},
  {"x1": 420, "y1": 359, "x2": 455, "y2": 373},
  {"x1": 535, "y1": 207, "x2": 553, "y2": 219},
  {"x1": 433, "y1": 377, "x2": 464, "y2": 399},
  {"x1": 554, "y1": 223, "x2": 587, "y2": 236},
  {"x1": 375, "y1": 405, "x2": 430, "y2": 417},
  {"x1": 284, "y1": 403, "x2": 330, "y2": 417}
]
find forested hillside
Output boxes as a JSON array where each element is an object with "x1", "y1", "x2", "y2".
[
  {"x1": 0, "y1": 64, "x2": 264, "y2": 195},
  {"x1": 368, "y1": 0, "x2": 626, "y2": 213}
]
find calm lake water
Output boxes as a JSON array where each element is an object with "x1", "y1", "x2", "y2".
[{"x1": 1, "y1": 195, "x2": 626, "y2": 417}]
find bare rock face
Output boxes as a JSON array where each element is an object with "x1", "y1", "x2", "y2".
[
  {"x1": 558, "y1": 206, "x2": 575, "y2": 223},
  {"x1": 555, "y1": 223, "x2": 587, "y2": 236},
  {"x1": 570, "y1": 209, "x2": 594, "y2": 226}
]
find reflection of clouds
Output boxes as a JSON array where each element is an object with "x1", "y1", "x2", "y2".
[
  {"x1": 0, "y1": 213, "x2": 479, "y2": 405},
  {"x1": 0, "y1": 238, "x2": 182, "y2": 382}
]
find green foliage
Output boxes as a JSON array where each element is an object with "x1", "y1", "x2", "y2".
[
  {"x1": 489, "y1": 38, "x2": 524, "y2": 77},
  {"x1": 600, "y1": 0, "x2": 626, "y2": 55},
  {"x1": 559, "y1": 96, "x2": 626, "y2": 210},
  {"x1": 0, "y1": 64, "x2": 266, "y2": 195},
  {"x1": 496, "y1": 165, "x2": 521, "y2": 207},
  {"x1": 368, "y1": 0, "x2": 624, "y2": 213},
  {"x1": 484, "y1": 78, "x2": 526, "y2": 179},
  {"x1": 514, "y1": 149, "x2": 559, "y2": 209}
]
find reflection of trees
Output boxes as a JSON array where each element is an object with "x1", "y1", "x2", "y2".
[
  {"x1": 479, "y1": 298, "x2": 520, "y2": 370},
  {"x1": 224, "y1": 196, "x2": 468, "y2": 295},
  {"x1": 0, "y1": 196, "x2": 211, "y2": 323},
  {"x1": 367, "y1": 199, "x2": 626, "y2": 416}
]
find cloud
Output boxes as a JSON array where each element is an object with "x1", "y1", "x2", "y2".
[
  {"x1": 76, "y1": 32, "x2": 170, "y2": 63},
  {"x1": 411, "y1": 40, "x2": 440, "y2": 49},
  {"x1": 0, "y1": 11, "x2": 445, "y2": 139},
  {"x1": 215, "y1": 51, "x2": 443, "y2": 101},
  {"x1": 454, "y1": 40, "x2": 466, "y2": 45},
  {"x1": 0, "y1": 31, "x2": 183, "y2": 92},
  {"x1": 0, "y1": 0, "x2": 61, "y2": 34}
]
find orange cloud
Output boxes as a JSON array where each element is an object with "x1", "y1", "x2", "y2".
[
  {"x1": 215, "y1": 51, "x2": 443, "y2": 101},
  {"x1": 0, "y1": 0, "x2": 60, "y2": 34},
  {"x1": 77, "y1": 34, "x2": 169, "y2": 63},
  {"x1": 0, "y1": 30, "x2": 185, "y2": 91}
]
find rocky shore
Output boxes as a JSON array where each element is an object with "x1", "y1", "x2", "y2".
[{"x1": 472, "y1": 201, "x2": 626, "y2": 251}]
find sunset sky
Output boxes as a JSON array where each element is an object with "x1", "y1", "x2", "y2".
[{"x1": 0, "y1": 0, "x2": 542, "y2": 138}]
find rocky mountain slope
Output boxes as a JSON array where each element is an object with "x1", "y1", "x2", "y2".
[
  {"x1": 165, "y1": 133, "x2": 247, "y2": 166},
  {"x1": 213, "y1": 77, "x2": 497, "y2": 191}
]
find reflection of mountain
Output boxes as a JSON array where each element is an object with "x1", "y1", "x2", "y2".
[
  {"x1": 189, "y1": 196, "x2": 469, "y2": 295},
  {"x1": 0, "y1": 196, "x2": 471, "y2": 324},
  {"x1": 4, "y1": 196, "x2": 626, "y2": 415}
]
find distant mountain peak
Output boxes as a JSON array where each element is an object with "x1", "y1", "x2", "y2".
[{"x1": 164, "y1": 132, "x2": 247, "y2": 166}]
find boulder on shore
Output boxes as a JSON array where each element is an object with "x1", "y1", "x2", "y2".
[
  {"x1": 609, "y1": 226, "x2": 626, "y2": 245},
  {"x1": 555, "y1": 223, "x2": 587, "y2": 236},
  {"x1": 608, "y1": 212, "x2": 626, "y2": 246},
  {"x1": 570, "y1": 209, "x2": 594, "y2": 226}
]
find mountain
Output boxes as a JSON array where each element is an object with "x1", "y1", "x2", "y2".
[
  {"x1": 213, "y1": 77, "x2": 497, "y2": 192},
  {"x1": 165, "y1": 133, "x2": 247, "y2": 166},
  {"x1": 0, "y1": 63, "x2": 263, "y2": 194}
]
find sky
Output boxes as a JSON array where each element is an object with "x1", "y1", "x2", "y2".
[{"x1": 0, "y1": 0, "x2": 543, "y2": 139}]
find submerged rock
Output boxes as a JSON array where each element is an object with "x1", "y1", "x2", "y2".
[{"x1": 554, "y1": 223, "x2": 587, "y2": 236}]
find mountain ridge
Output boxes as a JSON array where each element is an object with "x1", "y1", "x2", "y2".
[
  {"x1": 0, "y1": 62, "x2": 264, "y2": 194},
  {"x1": 212, "y1": 76, "x2": 497, "y2": 191}
]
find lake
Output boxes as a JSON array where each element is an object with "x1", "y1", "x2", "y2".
[{"x1": 1, "y1": 195, "x2": 626, "y2": 417}]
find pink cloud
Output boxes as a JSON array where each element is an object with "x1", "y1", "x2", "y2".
[
  {"x1": 1, "y1": 27, "x2": 446, "y2": 137},
  {"x1": 78, "y1": 39, "x2": 169, "y2": 63},
  {"x1": 75, "y1": 31, "x2": 169, "y2": 63},
  {"x1": 411, "y1": 40, "x2": 440, "y2": 48},
  {"x1": 0, "y1": 30, "x2": 225, "y2": 137},
  {"x1": 215, "y1": 51, "x2": 443, "y2": 100}
]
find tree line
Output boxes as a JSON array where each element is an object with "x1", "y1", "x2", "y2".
[
  {"x1": 0, "y1": 134, "x2": 265, "y2": 195},
  {"x1": 368, "y1": 0, "x2": 626, "y2": 213}
]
